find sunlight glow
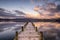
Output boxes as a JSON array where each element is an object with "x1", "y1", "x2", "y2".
[{"x1": 25, "y1": 12, "x2": 40, "y2": 19}]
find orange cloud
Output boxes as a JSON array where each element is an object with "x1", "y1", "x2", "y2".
[
  {"x1": 33, "y1": 4, "x2": 60, "y2": 19},
  {"x1": 54, "y1": 13, "x2": 60, "y2": 18},
  {"x1": 34, "y1": 6, "x2": 40, "y2": 11},
  {"x1": 25, "y1": 11, "x2": 60, "y2": 19},
  {"x1": 25, "y1": 3, "x2": 60, "y2": 19}
]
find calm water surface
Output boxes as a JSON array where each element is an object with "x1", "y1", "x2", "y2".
[{"x1": 0, "y1": 22, "x2": 60, "y2": 40}]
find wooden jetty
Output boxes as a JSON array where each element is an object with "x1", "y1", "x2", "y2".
[{"x1": 14, "y1": 22, "x2": 43, "y2": 40}]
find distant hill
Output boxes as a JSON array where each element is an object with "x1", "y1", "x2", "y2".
[{"x1": 0, "y1": 18, "x2": 60, "y2": 23}]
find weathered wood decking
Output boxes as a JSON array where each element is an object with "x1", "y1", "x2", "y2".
[{"x1": 14, "y1": 22, "x2": 43, "y2": 40}]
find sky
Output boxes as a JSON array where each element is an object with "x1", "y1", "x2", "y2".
[
  {"x1": 0, "y1": 0, "x2": 59, "y2": 13},
  {"x1": 0, "y1": 0, "x2": 36, "y2": 13},
  {"x1": 0, "y1": 0, "x2": 60, "y2": 19}
]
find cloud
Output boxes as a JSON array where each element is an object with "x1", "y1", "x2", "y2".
[
  {"x1": 0, "y1": 8, "x2": 16, "y2": 17},
  {"x1": 45, "y1": 3, "x2": 60, "y2": 18},
  {"x1": 33, "y1": 2, "x2": 60, "y2": 19},
  {"x1": 0, "y1": 8, "x2": 5, "y2": 11},
  {"x1": 56, "y1": 5, "x2": 60, "y2": 12},
  {"x1": 0, "y1": 8, "x2": 26, "y2": 18},
  {"x1": 46, "y1": 3, "x2": 60, "y2": 13},
  {"x1": 14, "y1": 10, "x2": 25, "y2": 15}
]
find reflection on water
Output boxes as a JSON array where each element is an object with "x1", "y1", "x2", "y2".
[
  {"x1": 0, "y1": 22, "x2": 60, "y2": 40},
  {"x1": 34, "y1": 22, "x2": 60, "y2": 29},
  {"x1": 0, "y1": 22, "x2": 26, "y2": 40}
]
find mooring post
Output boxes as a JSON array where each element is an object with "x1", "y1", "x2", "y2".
[
  {"x1": 22, "y1": 26, "x2": 24, "y2": 31},
  {"x1": 39, "y1": 31, "x2": 43, "y2": 40},
  {"x1": 35, "y1": 27, "x2": 38, "y2": 32},
  {"x1": 14, "y1": 31, "x2": 18, "y2": 40}
]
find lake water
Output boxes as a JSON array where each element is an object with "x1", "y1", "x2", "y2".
[{"x1": 0, "y1": 22, "x2": 60, "y2": 40}]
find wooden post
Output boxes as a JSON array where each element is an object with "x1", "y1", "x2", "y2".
[
  {"x1": 22, "y1": 27, "x2": 24, "y2": 31},
  {"x1": 35, "y1": 27, "x2": 38, "y2": 32},
  {"x1": 39, "y1": 31, "x2": 43, "y2": 40},
  {"x1": 14, "y1": 31, "x2": 18, "y2": 40}
]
